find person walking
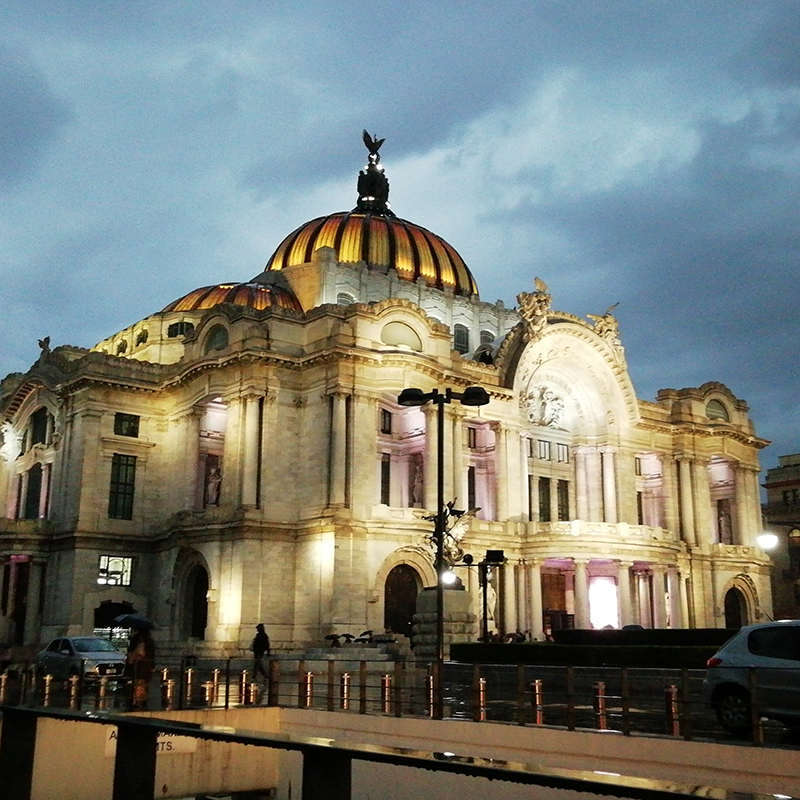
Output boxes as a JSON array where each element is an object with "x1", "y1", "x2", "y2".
[
  {"x1": 251, "y1": 623, "x2": 271, "y2": 683},
  {"x1": 126, "y1": 625, "x2": 156, "y2": 710}
]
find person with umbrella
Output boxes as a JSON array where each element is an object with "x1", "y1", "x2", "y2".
[{"x1": 115, "y1": 614, "x2": 156, "y2": 710}]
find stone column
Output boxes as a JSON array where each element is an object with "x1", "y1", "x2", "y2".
[
  {"x1": 519, "y1": 435, "x2": 530, "y2": 522},
  {"x1": 423, "y1": 405, "x2": 437, "y2": 513},
  {"x1": 259, "y1": 392, "x2": 279, "y2": 512},
  {"x1": 692, "y1": 459, "x2": 712, "y2": 548},
  {"x1": 637, "y1": 570, "x2": 652, "y2": 628},
  {"x1": 38, "y1": 463, "x2": 51, "y2": 518},
  {"x1": 587, "y1": 448, "x2": 604, "y2": 521},
  {"x1": 661, "y1": 455, "x2": 680, "y2": 537},
  {"x1": 528, "y1": 560, "x2": 544, "y2": 641},
  {"x1": 677, "y1": 457, "x2": 696, "y2": 546},
  {"x1": 680, "y1": 572, "x2": 692, "y2": 629},
  {"x1": 651, "y1": 565, "x2": 668, "y2": 628},
  {"x1": 616, "y1": 449, "x2": 638, "y2": 525},
  {"x1": 617, "y1": 560, "x2": 634, "y2": 627},
  {"x1": 180, "y1": 407, "x2": 203, "y2": 510},
  {"x1": 241, "y1": 394, "x2": 261, "y2": 507},
  {"x1": 502, "y1": 560, "x2": 517, "y2": 635},
  {"x1": 492, "y1": 422, "x2": 508, "y2": 521},
  {"x1": 573, "y1": 559, "x2": 590, "y2": 628},
  {"x1": 601, "y1": 447, "x2": 618, "y2": 524},
  {"x1": 667, "y1": 568, "x2": 682, "y2": 628},
  {"x1": 447, "y1": 407, "x2": 460, "y2": 507},
  {"x1": 329, "y1": 393, "x2": 348, "y2": 507},
  {"x1": 574, "y1": 447, "x2": 589, "y2": 521}
]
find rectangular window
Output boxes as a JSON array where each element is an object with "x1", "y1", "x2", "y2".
[
  {"x1": 537, "y1": 440, "x2": 551, "y2": 460},
  {"x1": 380, "y1": 409, "x2": 392, "y2": 435},
  {"x1": 114, "y1": 413, "x2": 140, "y2": 438},
  {"x1": 467, "y1": 427, "x2": 477, "y2": 449},
  {"x1": 527, "y1": 474, "x2": 534, "y2": 522},
  {"x1": 467, "y1": 466, "x2": 477, "y2": 509},
  {"x1": 556, "y1": 443, "x2": 569, "y2": 463},
  {"x1": 30, "y1": 408, "x2": 49, "y2": 446},
  {"x1": 108, "y1": 453, "x2": 136, "y2": 519},
  {"x1": 97, "y1": 555, "x2": 132, "y2": 586},
  {"x1": 538, "y1": 477, "x2": 551, "y2": 522},
  {"x1": 23, "y1": 464, "x2": 43, "y2": 520},
  {"x1": 636, "y1": 491, "x2": 644, "y2": 525},
  {"x1": 380, "y1": 453, "x2": 391, "y2": 505},
  {"x1": 527, "y1": 438, "x2": 534, "y2": 458},
  {"x1": 635, "y1": 457, "x2": 642, "y2": 476},
  {"x1": 557, "y1": 479, "x2": 569, "y2": 521}
]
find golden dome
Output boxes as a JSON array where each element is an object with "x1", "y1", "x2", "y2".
[
  {"x1": 162, "y1": 282, "x2": 302, "y2": 313},
  {"x1": 265, "y1": 212, "x2": 479, "y2": 298}
]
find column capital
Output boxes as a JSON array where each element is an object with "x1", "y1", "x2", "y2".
[
  {"x1": 599, "y1": 445, "x2": 618, "y2": 455},
  {"x1": 617, "y1": 560, "x2": 635, "y2": 569}
]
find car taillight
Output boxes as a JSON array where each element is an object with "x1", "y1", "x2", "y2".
[{"x1": 707, "y1": 657, "x2": 723, "y2": 667}]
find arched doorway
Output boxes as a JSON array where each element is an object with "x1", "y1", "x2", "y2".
[
  {"x1": 724, "y1": 587, "x2": 746, "y2": 629},
  {"x1": 185, "y1": 565, "x2": 209, "y2": 639},
  {"x1": 384, "y1": 564, "x2": 420, "y2": 639}
]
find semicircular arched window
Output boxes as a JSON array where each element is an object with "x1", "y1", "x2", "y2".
[
  {"x1": 204, "y1": 324, "x2": 229, "y2": 354},
  {"x1": 706, "y1": 399, "x2": 730, "y2": 421},
  {"x1": 381, "y1": 321, "x2": 423, "y2": 351}
]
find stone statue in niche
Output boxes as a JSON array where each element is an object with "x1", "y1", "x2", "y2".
[
  {"x1": 516, "y1": 277, "x2": 551, "y2": 342},
  {"x1": 409, "y1": 453, "x2": 424, "y2": 507},
  {"x1": 205, "y1": 466, "x2": 222, "y2": 506},
  {"x1": 521, "y1": 385, "x2": 566, "y2": 429}
]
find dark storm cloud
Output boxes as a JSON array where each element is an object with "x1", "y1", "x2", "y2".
[{"x1": 0, "y1": 46, "x2": 72, "y2": 188}]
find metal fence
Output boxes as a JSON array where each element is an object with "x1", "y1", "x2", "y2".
[{"x1": 1, "y1": 658, "x2": 795, "y2": 748}]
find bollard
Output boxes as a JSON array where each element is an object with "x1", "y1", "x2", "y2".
[
  {"x1": 532, "y1": 679, "x2": 544, "y2": 725},
  {"x1": 42, "y1": 674, "x2": 52, "y2": 708},
  {"x1": 163, "y1": 678, "x2": 176, "y2": 710},
  {"x1": 665, "y1": 684, "x2": 680, "y2": 736},
  {"x1": 303, "y1": 672, "x2": 314, "y2": 708},
  {"x1": 381, "y1": 674, "x2": 392, "y2": 714},
  {"x1": 161, "y1": 667, "x2": 169, "y2": 683},
  {"x1": 0, "y1": 672, "x2": 7, "y2": 704},
  {"x1": 593, "y1": 681, "x2": 608, "y2": 730},
  {"x1": 212, "y1": 668, "x2": 221, "y2": 704},
  {"x1": 478, "y1": 677, "x2": 487, "y2": 721},
  {"x1": 68, "y1": 674, "x2": 80, "y2": 710},
  {"x1": 248, "y1": 681, "x2": 259, "y2": 705},
  {"x1": 340, "y1": 672, "x2": 351, "y2": 710},
  {"x1": 96, "y1": 675, "x2": 109, "y2": 711},
  {"x1": 202, "y1": 681, "x2": 214, "y2": 707},
  {"x1": 240, "y1": 669, "x2": 250, "y2": 705},
  {"x1": 185, "y1": 667, "x2": 195, "y2": 707}
]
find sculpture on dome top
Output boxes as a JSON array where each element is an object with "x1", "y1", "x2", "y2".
[
  {"x1": 516, "y1": 278, "x2": 551, "y2": 342},
  {"x1": 355, "y1": 130, "x2": 394, "y2": 216}
]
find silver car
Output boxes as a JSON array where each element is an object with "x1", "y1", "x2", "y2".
[
  {"x1": 36, "y1": 636, "x2": 127, "y2": 681},
  {"x1": 702, "y1": 620, "x2": 800, "y2": 735}
]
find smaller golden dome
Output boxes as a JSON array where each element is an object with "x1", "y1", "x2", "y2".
[{"x1": 162, "y1": 282, "x2": 302, "y2": 313}]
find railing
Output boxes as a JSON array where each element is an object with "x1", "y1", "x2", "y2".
[
  {"x1": 0, "y1": 659, "x2": 793, "y2": 747},
  {"x1": 0, "y1": 704, "x2": 767, "y2": 800}
]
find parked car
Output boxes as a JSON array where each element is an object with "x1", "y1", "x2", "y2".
[
  {"x1": 702, "y1": 620, "x2": 800, "y2": 735},
  {"x1": 36, "y1": 636, "x2": 127, "y2": 681}
]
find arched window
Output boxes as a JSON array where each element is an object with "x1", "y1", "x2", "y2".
[
  {"x1": 480, "y1": 330, "x2": 495, "y2": 345},
  {"x1": 337, "y1": 293, "x2": 355, "y2": 306},
  {"x1": 204, "y1": 325, "x2": 229, "y2": 354},
  {"x1": 167, "y1": 321, "x2": 195, "y2": 338},
  {"x1": 453, "y1": 324, "x2": 470, "y2": 354},
  {"x1": 706, "y1": 399, "x2": 730, "y2": 421}
]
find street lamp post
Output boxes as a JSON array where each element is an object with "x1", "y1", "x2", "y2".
[{"x1": 397, "y1": 385, "x2": 490, "y2": 718}]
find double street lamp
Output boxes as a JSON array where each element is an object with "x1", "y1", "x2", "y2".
[{"x1": 397, "y1": 385, "x2": 490, "y2": 717}]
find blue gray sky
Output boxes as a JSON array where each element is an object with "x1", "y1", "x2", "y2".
[{"x1": 2, "y1": 1, "x2": 799, "y2": 469}]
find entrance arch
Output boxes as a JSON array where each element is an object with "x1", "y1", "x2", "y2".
[
  {"x1": 724, "y1": 587, "x2": 746, "y2": 629},
  {"x1": 185, "y1": 565, "x2": 209, "y2": 639},
  {"x1": 384, "y1": 564, "x2": 421, "y2": 639}
]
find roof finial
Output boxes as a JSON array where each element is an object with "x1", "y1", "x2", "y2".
[{"x1": 354, "y1": 130, "x2": 394, "y2": 216}]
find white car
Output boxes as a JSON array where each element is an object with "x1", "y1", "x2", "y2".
[
  {"x1": 36, "y1": 636, "x2": 127, "y2": 681},
  {"x1": 702, "y1": 620, "x2": 800, "y2": 735}
]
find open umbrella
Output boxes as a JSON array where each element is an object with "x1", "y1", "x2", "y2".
[{"x1": 112, "y1": 613, "x2": 154, "y2": 630}]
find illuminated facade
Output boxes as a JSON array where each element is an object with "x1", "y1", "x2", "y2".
[{"x1": 0, "y1": 137, "x2": 773, "y2": 660}]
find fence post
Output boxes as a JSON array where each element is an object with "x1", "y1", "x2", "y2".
[
  {"x1": 593, "y1": 681, "x2": 607, "y2": 730},
  {"x1": 665, "y1": 685, "x2": 680, "y2": 737},
  {"x1": 359, "y1": 661, "x2": 367, "y2": 715},
  {"x1": 184, "y1": 668, "x2": 195, "y2": 708},
  {"x1": 96, "y1": 676, "x2": 109, "y2": 711},
  {"x1": 241, "y1": 669, "x2": 251, "y2": 706},
  {"x1": 212, "y1": 668, "x2": 221, "y2": 704},
  {"x1": 268, "y1": 658, "x2": 280, "y2": 707},
  {"x1": 340, "y1": 672, "x2": 351, "y2": 710},
  {"x1": 381, "y1": 674, "x2": 392, "y2": 714},
  {"x1": 68, "y1": 674, "x2": 80, "y2": 710},
  {"x1": 748, "y1": 667, "x2": 763, "y2": 746},
  {"x1": 531, "y1": 678, "x2": 543, "y2": 725},
  {"x1": 303, "y1": 672, "x2": 314, "y2": 708},
  {"x1": 565, "y1": 665, "x2": 576, "y2": 731},
  {"x1": 620, "y1": 667, "x2": 631, "y2": 736},
  {"x1": 163, "y1": 679, "x2": 175, "y2": 710},
  {"x1": 42, "y1": 674, "x2": 52, "y2": 708},
  {"x1": 327, "y1": 661, "x2": 335, "y2": 712}
]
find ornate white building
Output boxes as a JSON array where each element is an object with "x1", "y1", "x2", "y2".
[{"x1": 0, "y1": 136, "x2": 772, "y2": 659}]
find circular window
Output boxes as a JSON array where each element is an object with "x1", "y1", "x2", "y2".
[{"x1": 204, "y1": 325, "x2": 229, "y2": 354}]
